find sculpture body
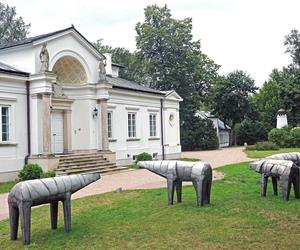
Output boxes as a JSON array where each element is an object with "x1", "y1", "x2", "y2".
[
  {"x1": 250, "y1": 159, "x2": 300, "y2": 200},
  {"x1": 8, "y1": 173, "x2": 100, "y2": 245},
  {"x1": 138, "y1": 160, "x2": 212, "y2": 207},
  {"x1": 266, "y1": 152, "x2": 300, "y2": 165}
]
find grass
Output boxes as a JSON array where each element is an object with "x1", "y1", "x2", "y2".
[
  {"x1": 1, "y1": 162, "x2": 300, "y2": 249},
  {"x1": 0, "y1": 181, "x2": 16, "y2": 194},
  {"x1": 245, "y1": 147, "x2": 300, "y2": 159}
]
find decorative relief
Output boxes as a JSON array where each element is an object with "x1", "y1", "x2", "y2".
[{"x1": 52, "y1": 56, "x2": 87, "y2": 84}]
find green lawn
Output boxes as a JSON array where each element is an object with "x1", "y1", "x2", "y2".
[
  {"x1": 0, "y1": 182, "x2": 16, "y2": 194},
  {"x1": 245, "y1": 147, "x2": 300, "y2": 159},
  {"x1": 1, "y1": 162, "x2": 300, "y2": 249}
]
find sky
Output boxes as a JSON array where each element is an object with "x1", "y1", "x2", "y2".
[{"x1": 5, "y1": 0, "x2": 300, "y2": 86}]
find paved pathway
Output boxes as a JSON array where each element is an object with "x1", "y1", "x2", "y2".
[
  {"x1": 182, "y1": 146, "x2": 252, "y2": 168},
  {"x1": 0, "y1": 147, "x2": 250, "y2": 221}
]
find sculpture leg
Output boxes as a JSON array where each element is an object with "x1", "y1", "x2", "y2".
[
  {"x1": 281, "y1": 177, "x2": 292, "y2": 201},
  {"x1": 9, "y1": 204, "x2": 19, "y2": 240},
  {"x1": 194, "y1": 177, "x2": 205, "y2": 207},
  {"x1": 63, "y1": 193, "x2": 72, "y2": 232},
  {"x1": 261, "y1": 174, "x2": 268, "y2": 197},
  {"x1": 18, "y1": 202, "x2": 31, "y2": 245},
  {"x1": 175, "y1": 181, "x2": 182, "y2": 203},
  {"x1": 271, "y1": 177, "x2": 278, "y2": 196},
  {"x1": 205, "y1": 179, "x2": 212, "y2": 204},
  {"x1": 167, "y1": 179, "x2": 175, "y2": 205},
  {"x1": 50, "y1": 201, "x2": 59, "y2": 230},
  {"x1": 292, "y1": 174, "x2": 300, "y2": 199}
]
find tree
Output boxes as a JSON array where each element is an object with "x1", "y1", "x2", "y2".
[
  {"x1": 209, "y1": 70, "x2": 257, "y2": 144},
  {"x1": 135, "y1": 5, "x2": 220, "y2": 148},
  {"x1": 181, "y1": 112, "x2": 218, "y2": 151},
  {"x1": 135, "y1": 4, "x2": 219, "y2": 98},
  {"x1": 253, "y1": 79, "x2": 282, "y2": 130},
  {"x1": 284, "y1": 29, "x2": 300, "y2": 68},
  {"x1": 0, "y1": 3, "x2": 30, "y2": 45}
]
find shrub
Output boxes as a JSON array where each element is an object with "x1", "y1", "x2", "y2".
[
  {"x1": 290, "y1": 127, "x2": 300, "y2": 147},
  {"x1": 42, "y1": 170, "x2": 56, "y2": 178},
  {"x1": 135, "y1": 152, "x2": 152, "y2": 164},
  {"x1": 181, "y1": 116, "x2": 218, "y2": 151},
  {"x1": 254, "y1": 141, "x2": 279, "y2": 151},
  {"x1": 18, "y1": 164, "x2": 43, "y2": 181},
  {"x1": 268, "y1": 127, "x2": 292, "y2": 147},
  {"x1": 235, "y1": 119, "x2": 267, "y2": 146}
]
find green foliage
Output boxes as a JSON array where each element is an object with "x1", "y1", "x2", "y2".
[
  {"x1": 253, "y1": 79, "x2": 282, "y2": 130},
  {"x1": 135, "y1": 152, "x2": 153, "y2": 164},
  {"x1": 246, "y1": 141, "x2": 279, "y2": 151},
  {"x1": 18, "y1": 164, "x2": 43, "y2": 181},
  {"x1": 290, "y1": 127, "x2": 300, "y2": 147},
  {"x1": 0, "y1": 181, "x2": 16, "y2": 194},
  {"x1": 41, "y1": 170, "x2": 56, "y2": 178},
  {"x1": 235, "y1": 118, "x2": 267, "y2": 145},
  {"x1": 284, "y1": 29, "x2": 300, "y2": 68},
  {"x1": 0, "y1": 3, "x2": 30, "y2": 45},
  {"x1": 268, "y1": 128, "x2": 292, "y2": 148},
  {"x1": 209, "y1": 71, "x2": 258, "y2": 131},
  {"x1": 181, "y1": 114, "x2": 218, "y2": 151}
]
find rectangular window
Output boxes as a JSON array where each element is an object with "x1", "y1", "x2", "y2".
[
  {"x1": 149, "y1": 114, "x2": 157, "y2": 137},
  {"x1": 108, "y1": 112, "x2": 112, "y2": 138},
  {"x1": 1, "y1": 106, "x2": 9, "y2": 142},
  {"x1": 128, "y1": 113, "x2": 136, "y2": 138}
]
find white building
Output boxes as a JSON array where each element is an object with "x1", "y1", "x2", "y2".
[{"x1": 0, "y1": 26, "x2": 182, "y2": 182}]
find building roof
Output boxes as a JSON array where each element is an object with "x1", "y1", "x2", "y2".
[
  {"x1": 0, "y1": 26, "x2": 103, "y2": 60},
  {"x1": 0, "y1": 62, "x2": 29, "y2": 76},
  {"x1": 107, "y1": 76, "x2": 164, "y2": 95},
  {"x1": 196, "y1": 111, "x2": 231, "y2": 130}
]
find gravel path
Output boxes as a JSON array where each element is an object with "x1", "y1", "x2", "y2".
[{"x1": 0, "y1": 147, "x2": 249, "y2": 221}]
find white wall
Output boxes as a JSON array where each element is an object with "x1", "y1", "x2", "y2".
[
  {"x1": 108, "y1": 89, "x2": 181, "y2": 164},
  {"x1": 0, "y1": 75, "x2": 28, "y2": 177}
]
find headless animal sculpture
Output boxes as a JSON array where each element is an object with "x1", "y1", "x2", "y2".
[
  {"x1": 138, "y1": 160, "x2": 212, "y2": 207},
  {"x1": 8, "y1": 173, "x2": 100, "y2": 245},
  {"x1": 250, "y1": 159, "x2": 300, "y2": 200},
  {"x1": 266, "y1": 152, "x2": 300, "y2": 166}
]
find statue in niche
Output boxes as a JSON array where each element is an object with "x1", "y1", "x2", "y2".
[
  {"x1": 98, "y1": 58, "x2": 106, "y2": 82},
  {"x1": 39, "y1": 44, "x2": 49, "y2": 72}
]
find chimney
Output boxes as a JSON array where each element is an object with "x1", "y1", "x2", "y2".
[
  {"x1": 103, "y1": 53, "x2": 112, "y2": 76},
  {"x1": 276, "y1": 109, "x2": 288, "y2": 128}
]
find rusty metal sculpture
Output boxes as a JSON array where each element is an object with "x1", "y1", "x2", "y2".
[
  {"x1": 8, "y1": 173, "x2": 100, "y2": 245},
  {"x1": 250, "y1": 159, "x2": 300, "y2": 200},
  {"x1": 138, "y1": 160, "x2": 212, "y2": 207}
]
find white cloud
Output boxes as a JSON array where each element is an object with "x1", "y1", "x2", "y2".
[{"x1": 4, "y1": 0, "x2": 300, "y2": 86}]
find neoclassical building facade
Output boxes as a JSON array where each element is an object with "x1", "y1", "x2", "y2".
[{"x1": 0, "y1": 26, "x2": 182, "y2": 181}]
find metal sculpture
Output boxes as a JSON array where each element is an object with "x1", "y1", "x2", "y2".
[
  {"x1": 8, "y1": 173, "x2": 100, "y2": 245},
  {"x1": 266, "y1": 152, "x2": 300, "y2": 166},
  {"x1": 250, "y1": 159, "x2": 300, "y2": 200},
  {"x1": 138, "y1": 160, "x2": 212, "y2": 207}
]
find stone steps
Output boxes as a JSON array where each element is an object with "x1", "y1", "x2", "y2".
[{"x1": 55, "y1": 152, "x2": 127, "y2": 176}]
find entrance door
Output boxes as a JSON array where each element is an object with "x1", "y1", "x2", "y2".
[{"x1": 51, "y1": 111, "x2": 64, "y2": 154}]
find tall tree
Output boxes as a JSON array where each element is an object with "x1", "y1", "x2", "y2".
[
  {"x1": 135, "y1": 4, "x2": 219, "y2": 97},
  {"x1": 284, "y1": 29, "x2": 300, "y2": 69},
  {"x1": 253, "y1": 78, "x2": 282, "y2": 130},
  {"x1": 0, "y1": 3, "x2": 30, "y2": 45},
  {"x1": 135, "y1": 5, "x2": 220, "y2": 149},
  {"x1": 209, "y1": 70, "x2": 257, "y2": 143}
]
